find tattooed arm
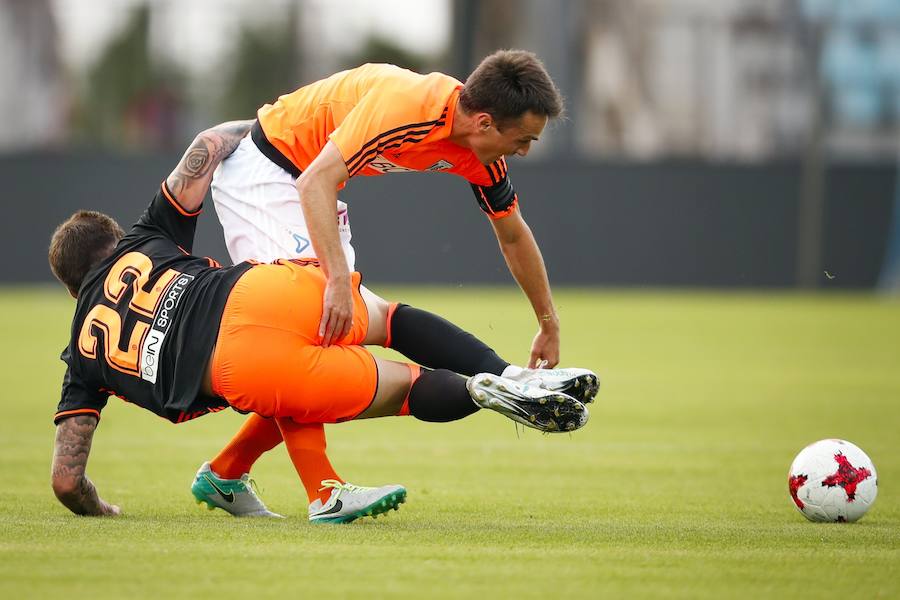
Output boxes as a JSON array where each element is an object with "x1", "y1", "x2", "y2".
[
  {"x1": 51, "y1": 415, "x2": 120, "y2": 516},
  {"x1": 165, "y1": 119, "x2": 254, "y2": 213}
]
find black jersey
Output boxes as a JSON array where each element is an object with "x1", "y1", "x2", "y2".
[{"x1": 54, "y1": 183, "x2": 253, "y2": 425}]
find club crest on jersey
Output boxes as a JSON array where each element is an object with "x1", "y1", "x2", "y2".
[
  {"x1": 426, "y1": 159, "x2": 454, "y2": 171},
  {"x1": 367, "y1": 155, "x2": 416, "y2": 174}
]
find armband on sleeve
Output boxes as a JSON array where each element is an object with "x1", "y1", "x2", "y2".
[
  {"x1": 469, "y1": 158, "x2": 518, "y2": 219},
  {"x1": 470, "y1": 177, "x2": 517, "y2": 219}
]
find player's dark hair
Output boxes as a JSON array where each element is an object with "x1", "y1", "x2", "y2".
[
  {"x1": 460, "y1": 49, "x2": 564, "y2": 128},
  {"x1": 48, "y1": 210, "x2": 124, "y2": 297}
]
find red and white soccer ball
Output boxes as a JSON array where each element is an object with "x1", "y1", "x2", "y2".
[{"x1": 788, "y1": 439, "x2": 878, "y2": 522}]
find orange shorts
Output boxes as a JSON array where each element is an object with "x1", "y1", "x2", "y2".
[{"x1": 211, "y1": 259, "x2": 377, "y2": 423}]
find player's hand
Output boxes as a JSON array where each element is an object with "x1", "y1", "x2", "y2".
[
  {"x1": 319, "y1": 277, "x2": 354, "y2": 346},
  {"x1": 100, "y1": 501, "x2": 122, "y2": 517},
  {"x1": 529, "y1": 327, "x2": 560, "y2": 368}
]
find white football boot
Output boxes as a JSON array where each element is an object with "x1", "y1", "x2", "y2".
[
  {"x1": 191, "y1": 462, "x2": 284, "y2": 518},
  {"x1": 466, "y1": 373, "x2": 589, "y2": 432},
  {"x1": 502, "y1": 365, "x2": 600, "y2": 404},
  {"x1": 308, "y1": 480, "x2": 407, "y2": 524}
]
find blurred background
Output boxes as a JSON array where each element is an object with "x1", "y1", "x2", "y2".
[{"x1": 2, "y1": 0, "x2": 900, "y2": 291}]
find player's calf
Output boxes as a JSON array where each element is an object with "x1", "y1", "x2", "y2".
[{"x1": 403, "y1": 368, "x2": 589, "y2": 432}]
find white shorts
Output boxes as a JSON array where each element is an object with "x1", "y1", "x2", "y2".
[{"x1": 210, "y1": 134, "x2": 356, "y2": 269}]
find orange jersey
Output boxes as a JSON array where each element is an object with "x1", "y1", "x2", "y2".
[{"x1": 256, "y1": 63, "x2": 518, "y2": 219}]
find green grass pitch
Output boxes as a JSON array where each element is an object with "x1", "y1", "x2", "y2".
[{"x1": 0, "y1": 285, "x2": 897, "y2": 599}]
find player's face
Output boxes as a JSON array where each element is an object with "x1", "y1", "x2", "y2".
[{"x1": 471, "y1": 111, "x2": 548, "y2": 164}]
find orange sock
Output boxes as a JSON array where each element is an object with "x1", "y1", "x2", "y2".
[
  {"x1": 384, "y1": 302, "x2": 400, "y2": 348},
  {"x1": 276, "y1": 418, "x2": 342, "y2": 504},
  {"x1": 397, "y1": 363, "x2": 422, "y2": 416},
  {"x1": 210, "y1": 414, "x2": 283, "y2": 479}
]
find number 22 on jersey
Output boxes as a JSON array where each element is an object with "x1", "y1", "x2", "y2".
[{"x1": 78, "y1": 252, "x2": 180, "y2": 378}]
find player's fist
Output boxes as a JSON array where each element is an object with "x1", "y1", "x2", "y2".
[
  {"x1": 529, "y1": 328, "x2": 560, "y2": 369},
  {"x1": 101, "y1": 501, "x2": 122, "y2": 517}
]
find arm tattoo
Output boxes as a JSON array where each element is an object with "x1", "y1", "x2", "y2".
[
  {"x1": 167, "y1": 120, "x2": 254, "y2": 203},
  {"x1": 182, "y1": 146, "x2": 210, "y2": 179},
  {"x1": 52, "y1": 415, "x2": 107, "y2": 516}
]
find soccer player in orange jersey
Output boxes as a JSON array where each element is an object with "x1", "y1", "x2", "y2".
[
  {"x1": 196, "y1": 50, "x2": 601, "y2": 520},
  {"x1": 47, "y1": 121, "x2": 590, "y2": 522},
  {"x1": 214, "y1": 49, "x2": 563, "y2": 363}
]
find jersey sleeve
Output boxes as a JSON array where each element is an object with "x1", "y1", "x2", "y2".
[
  {"x1": 130, "y1": 182, "x2": 201, "y2": 253},
  {"x1": 54, "y1": 349, "x2": 108, "y2": 424},
  {"x1": 468, "y1": 158, "x2": 519, "y2": 220},
  {"x1": 329, "y1": 91, "x2": 449, "y2": 178}
]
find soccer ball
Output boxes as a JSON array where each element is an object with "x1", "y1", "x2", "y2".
[{"x1": 788, "y1": 439, "x2": 877, "y2": 522}]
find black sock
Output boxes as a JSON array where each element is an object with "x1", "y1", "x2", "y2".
[
  {"x1": 389, "y1": 304, "x2": 509, "y2": 376},
  {"x1": 407, "y1": 369, "x2": 479, "y2": 423}
]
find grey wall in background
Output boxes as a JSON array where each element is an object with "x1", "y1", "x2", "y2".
[{"x1": 2, "y1": 153, "x2": 894, "y2": 288}]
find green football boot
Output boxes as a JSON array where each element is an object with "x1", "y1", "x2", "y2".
[
  {"x1": 191, "y1": 462, "x2": 284, "y2": 518},
  {"x1": 308, "y1": 480, "x2": 406, "y2": 524}
]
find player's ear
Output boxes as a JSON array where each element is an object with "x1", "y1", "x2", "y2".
[{"x1": 476, "y1": 113, "x2": 494, "y2": 132}]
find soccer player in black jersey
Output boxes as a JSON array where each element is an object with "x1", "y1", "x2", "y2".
[{"x1": 48, "y1": 121, "x2": 595, "y2": 521}]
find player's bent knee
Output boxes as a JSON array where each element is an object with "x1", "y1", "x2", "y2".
[{"x1": 355, "y1": 358, "x2": 411, "y2": 419}]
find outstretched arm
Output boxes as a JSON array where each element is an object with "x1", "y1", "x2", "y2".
[
  {"x1": 51, "y1": 415, "x2": 119, "y2": 516},
  {"x1": 490, "y1": 208, "x2": 560, "y2": 368},
  {"x1": 165, "y1": 120, "x2": 254, "y2": 212}
]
